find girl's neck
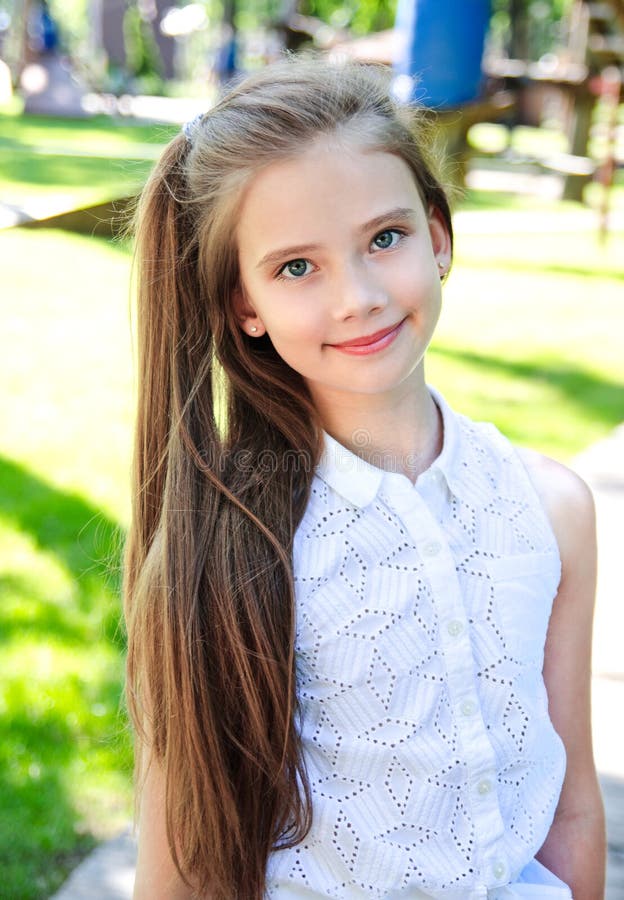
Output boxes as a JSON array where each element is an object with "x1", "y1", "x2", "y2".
[{"x1": 312, "y1": 375, "x2": 443, "y2": 484}]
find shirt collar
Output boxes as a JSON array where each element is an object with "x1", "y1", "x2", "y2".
[
  {"x1": 317, "y1": 431, "x2": 385, "y2": 508},
  {"x1": 425, "y1": 386, "x2": 462, "y2": 497},
  {"x1": 317, "y1": 386, "x2": 464, "y2": 509}
]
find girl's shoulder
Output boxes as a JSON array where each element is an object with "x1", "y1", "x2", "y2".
[{"x1": 515, "y1": 446, "x2": 596, "y2": 578}]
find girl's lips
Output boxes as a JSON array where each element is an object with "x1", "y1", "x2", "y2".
[{"x1": 328, "y1": 318, "x2": 406, "y2": 355}]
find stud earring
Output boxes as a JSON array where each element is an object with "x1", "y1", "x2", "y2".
[
  {"x1": 437, "y1": 260, "x2": 444, "y2": 269},
  {"x1": 250, "y1": 326, "x2": 258, "y2": 333}
]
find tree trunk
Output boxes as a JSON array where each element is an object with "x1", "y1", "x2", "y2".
[{"x1": 508, "y1": 0, "x2": 530, "y2": 59}]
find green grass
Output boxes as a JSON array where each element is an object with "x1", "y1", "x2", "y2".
[
  {"x1": 0, "y1": 491, "x2": 132, "y2": 897},
  {"x1": 0, "y1": 111, "x2": 178, "y2": 151},
  {"x1": 0, "y1": 196, "x2": 623, "y2": 896},
  {"x1": 0, "y1": 230, "x2": 135, "y2": 898},
  {"x1": 430, "y1": 219, "x2": 623, "y2": 458},
  {"x1": 0, "y1": 111, "x2": 176, "y2": 208}
]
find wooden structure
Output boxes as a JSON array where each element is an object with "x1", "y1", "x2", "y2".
[
  {"x1": 295, "y1": 3, "x2": 623, "y2": 199},
  {"x1": 485, "y1": 0, "x2": 624, "y2": 201},
  {"x1": 565, "y1": 0, "x2": 624, "y2": 199}
]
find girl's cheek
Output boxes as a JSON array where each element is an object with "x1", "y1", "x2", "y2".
[{"x1": 277, "y1": 306, "x2": 321, "y2": 333}]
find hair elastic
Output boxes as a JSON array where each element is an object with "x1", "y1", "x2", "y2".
[{"x1": 182, "y1": 112, "x2": 205, "y2": 144}]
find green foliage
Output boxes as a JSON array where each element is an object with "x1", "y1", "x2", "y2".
[
  {"x1": 298, "y1": 0, "x2": 397, "y2": 35},
  {"x1": 123, "y1": 4, "x2": 164, "y2": 92},
  {"x1": 489, "y1": 0, "x2": 576, "y2": 61},
  {"x1": 48, "y1": 0, "x2": 90, "y2": 57}
]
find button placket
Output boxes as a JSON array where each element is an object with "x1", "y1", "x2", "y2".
[
  {"x1": 393, "y1": 494, "x2": 508, "y2": 868},
  {"x1": 460, "y1": 699, "x2": 477, "y2": 717},
  {"x1": 492, "y1": 860, "x2": 506, "y2": 880},
  {"x1": 422, "y1": 539, "x2": 442, "y2": 558},
  {"x1": 446, "y1": 619, "x2": 464, "y2": 637},
  {"x1": 416, "y1": 467, "x2": 448, "y2": 522},
  {"x1": 477, "y1": 779, "x2": 492, "y2": 796}
]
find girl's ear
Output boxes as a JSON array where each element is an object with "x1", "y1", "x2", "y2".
[
  {"x1": 232, "y1": 284, "x2": 266, "y2": 337},
  {"x1": 428, "y1": 206, "x2": 452, "y2": 273}
]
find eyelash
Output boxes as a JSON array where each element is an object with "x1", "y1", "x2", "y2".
[
  {"x1": 274, "y1": 227, "x2": 408, "y2": 281},
  {"x1": 371, "y1": 228, "x2": 407, "y2": 251},
  {"x1": 275, "y1": 259, "x2": 314, "y2": 281}
]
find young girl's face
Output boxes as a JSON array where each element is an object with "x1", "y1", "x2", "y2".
[{"x1": 234, "y1": 136, "x2": 451, "y2": 412}]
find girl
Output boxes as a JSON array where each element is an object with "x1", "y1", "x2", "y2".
[{"x1": 124, "y1": 57, "x2": 605, "y2": 899}]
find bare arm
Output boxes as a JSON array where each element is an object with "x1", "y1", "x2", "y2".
[
  {"x1": 133, "y1": 743, "x2": 196, "y2": 900},
  {"x1": 519, "y1": 449, "x2": 606, "y2": 899}
]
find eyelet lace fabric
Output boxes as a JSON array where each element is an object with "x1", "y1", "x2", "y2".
[{"x1": 266, "y1": 391, "x2": 568, "y2": 899}]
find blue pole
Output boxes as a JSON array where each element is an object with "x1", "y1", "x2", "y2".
[{"x1": 394, "y1": 0, "x2": 491, "y2": 108}]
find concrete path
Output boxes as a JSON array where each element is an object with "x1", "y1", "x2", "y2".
[
  {"x1": 50, "y1": 423, "x2": 624, "y2": 898},
  {"x1": 50, "y1": 830, "x2": 137, "y2": 900}
]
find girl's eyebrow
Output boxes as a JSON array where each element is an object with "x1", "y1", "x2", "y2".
[{"x1": 255, "y1": 206, "x2": 417, "y2": 270}]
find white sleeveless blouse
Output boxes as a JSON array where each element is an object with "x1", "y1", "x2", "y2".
[{"x1": 266, "y1": 390, "x2": 570, "y2": 899}]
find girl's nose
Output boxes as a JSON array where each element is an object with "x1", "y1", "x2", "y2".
[{"x1": 333, "y1": 260, "x2": 389, "y2": 320}]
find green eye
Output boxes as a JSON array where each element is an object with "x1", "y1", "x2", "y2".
[{"x1": 281, "y1": 259, "x2": 310, "y2": 278}]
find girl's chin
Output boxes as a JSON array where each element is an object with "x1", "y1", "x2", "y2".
[{"x1": 305, "y1": 367, "x2": 424, "y2": 400}]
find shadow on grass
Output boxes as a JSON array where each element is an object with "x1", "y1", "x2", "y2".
[
  {"x1": 432, "y1": 347, "x2": 624, "y2": 429},
  {"x1": 0, "y1": 572, "x2": 88, "y2": 645},
  {"x1": 0, "y1": 454, "x2": 132, "y2": 898},
  {"x1": 0, "y1": 149, "x2": 153, "y2": 192},
  {"x1": 0, "y1": 454, "x2": 126, "y2": 646},
  {"x1": 0, "y1": 701, "x2": 97, "y2": 900},
  {"x1": 0, "y1": 670, "x2": 132, "y2": 898}
]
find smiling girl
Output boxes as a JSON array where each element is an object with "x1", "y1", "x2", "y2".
[{"x1": 124, "y1": 57, "x2": 605, "y2": 899}]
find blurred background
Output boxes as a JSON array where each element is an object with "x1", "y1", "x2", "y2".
[{"x1": 0, "y1": 1, "x2": 622, "y2": 897}]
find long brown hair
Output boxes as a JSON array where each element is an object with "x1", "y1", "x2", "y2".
[{"x1": 124, "y1": 55, "x2": 453, "y2": 899}]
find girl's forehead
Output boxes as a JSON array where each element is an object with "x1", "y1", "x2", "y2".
[
  {"x1": 250, "y1": 132, "x2": 403, "y2": 180},
  {"x1": 236, "y1": 138, "x2": 426, "y2": 242}
]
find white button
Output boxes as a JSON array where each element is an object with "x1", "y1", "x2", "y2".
[
  {"x1": 492, "y1": 861, "x2": 506, "y2": 879},
  {"x1": 460, "y1": 700, "x2": 476, "y2": 717},
  {"x1": 447, "y1": 620, "x2": 464, "y2": 637},
  {"x1": 477, "y1": 779, "x2": 492, "y2": 796},
  {"x1": 431, "y1": 469, "x2": 444, "y2": 483},
  {"x1": 422, "y1": 540, "x2": 441, "y2": 557}
]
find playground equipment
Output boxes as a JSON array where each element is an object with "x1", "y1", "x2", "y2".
[
  {"x1": 485, "y1": 0, "x2": 624, "y2": 201},
  {"x1": 334, "y1": 0, "x2": 623, "y2": 206},
  {"x1": 390, "y1": 0, "x2": 519, "y2": 185},
  {"x1": 394, "y1": 0, "x2": 491, "y2": 107}
]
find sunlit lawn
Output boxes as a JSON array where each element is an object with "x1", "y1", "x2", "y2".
[
  {"x1": 0, "y1": 110, "x2": 177, "y2": 208},
  {"x1": 430, "y1": 207, "x2": 624, "y2": 457},
  {"x1": 0, "y1": 184, "x2": 623, "y2": 894},
  {"x1": 1, "y1": 230, "x2": 135, "y2": 898}
]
